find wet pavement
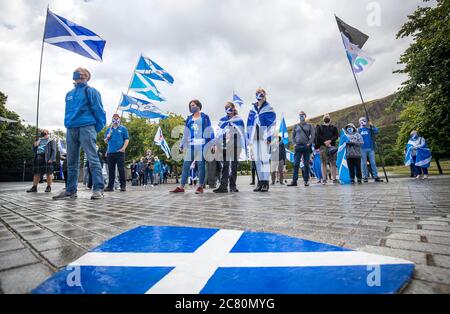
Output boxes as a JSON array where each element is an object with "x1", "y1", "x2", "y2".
[{"x1": 1, "y1": 176, "x2": 450, "y2": 294}]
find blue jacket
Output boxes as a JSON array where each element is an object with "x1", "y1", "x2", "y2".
[
  {"x1": 358, "y1": 126, "x2": 379, "y2": 150},
  {"x1": 65, "y1": 83, "x2": 106, "y2": 132}
]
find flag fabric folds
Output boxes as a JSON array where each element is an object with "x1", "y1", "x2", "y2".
[
  {"x1": 154, "y1": 126, "x2": 171, "y2": 158},
  {"x1": 404, "y1": 137, "x2": 432, "y2": 168},
  {"x1": 135, "y1": 56, "x2": 174, "y2": 85},
  {"x1": 285, "y1": 149, "x2": 295, "y2": 163},
  {"x1": 129, "y1": 72, "x2": 165, "y2": 102},
  {"x1": 279, "y1": 116, "x2": 289, "y2": 145},
  {"x1": 335, "y1": 16, "x2": 369, "y2": 49},
  {"x1": 232, "y1": 93, "x2": 244, "y2": 107},
  {"x1": 218, "y1": 115, "x2": 248, "y2": 161},
  {"x1": 119, "y1": 94, "x2": 168, "y2": 120},
  {"x1": 44, "y1": 10, "x2": 106, "y2": 61},
  {"x1": 337, "y1": 129, "x2": 351, "y2": 184}
]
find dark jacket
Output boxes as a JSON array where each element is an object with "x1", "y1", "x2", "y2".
[
  {"x1": 315, "y1": 124, "x2": 339, "y2": 147},
  {"x1": 33, "y1": 138, "x2": 57, "y2": 163},
  {"x1": 279, "y1": 142, "x2": 286, "y2": 162}
]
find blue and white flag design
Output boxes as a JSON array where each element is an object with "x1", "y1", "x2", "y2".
[
  {"x1": 32, "y1": 226, "x2": 414, "y2": 294},
  {"x1": 129, "y1": 72, "x2": 165, "y2": 102},
  {"x1": 57, "y1": 139, "x2": 67, "y2": 155},
  {"x1": 337, "y1": 129, "x2": 351, "y2": 184},
  {"x1": 154, "y1": 126, "x2": 171, "y2": 158},
  {"x1": 135, "y1": 55, "x2": 174, "y2": 85},
  {"x1": 246, "y1": 102, "x2": 276, "y2": 143},
  {"x1": 279, "y1": 116, "x2": 289, "y2": 145},
  {"x1": 341, "y1": 33, "x2": 374, "y2": 75},
  {"x1": 405, "y1": 136, "x2": 432, "y2": 168},
  {"x1": 232, "y1": 93, "x2": 244, "y2": 107},
  {"x1": 218, "y1": 115, "x2": 248, "y2": 161},
  {"x1": 44, "y1": 10, "x2": 106, "y2": 61},
  {"x1": 119, "y1": 94, "x2": 168, "y2": 120},
  {"x1": 285, "y1": 149, "x2": 295, "y2": 163}
]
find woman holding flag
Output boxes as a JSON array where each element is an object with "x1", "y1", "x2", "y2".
[
  {"x1": 246, "y1": 89, "x2": 276, "y2": 192},
  {"x1": 213, "y1": 102, "x2": 246, "y2": 193},
  {"x1": 405, "y1": 130, "x2": 432, "y2": 179}
]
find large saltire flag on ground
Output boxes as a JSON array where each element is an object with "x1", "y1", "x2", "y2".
[
  {"x1": 129, "y1": 72, "x2": 165, "y2": 102},
  {"x1": 337, "y1": 129, "x2": 351, "y2": 184},
  {"x1": 44, "y1": 10, "x2": 106, "y2": 61},
  {"x1": 279, "y1": 116, "x2": 289, "y2": 145},
  {"x1": 119, "y1": 94, "x2": 168, "y2": 120},
  {"x1": 135, "y1": 55, "x2": 174, "y2": 85},
  {"x1": 154, "y1": 127, "x2": 171, "y2": 158},
  {"x1": 335, "y1": 16, "x2": 374, "y2": 74}
]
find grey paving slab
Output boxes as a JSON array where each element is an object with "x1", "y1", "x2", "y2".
[
  {"x1": 0, "y1": 263, "x2": 54, "y2": 294},
  {"x1": 0, "y1": 248, "x2": 39, "y2": 271},
  {"x1": 0, "y1": 238, "x2": 24, "y2": 253}
]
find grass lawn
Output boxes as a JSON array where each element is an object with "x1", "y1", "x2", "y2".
[{"x1": 384, "y1": 160, "x2": 450, "y2": 176}]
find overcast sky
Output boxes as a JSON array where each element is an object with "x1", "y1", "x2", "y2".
[{"x1": 0, "y1": 0, "x2": 430, "y2": 131}]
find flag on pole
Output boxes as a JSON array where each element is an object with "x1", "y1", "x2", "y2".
[
  {"x1": 129, "y1": 72, "x2": 165, "y2": 102},
  {"x1": 135, "y1": 55, "x2": 174, "y2": 85},
  {"x1": 336, "y1": 129, "x2": 351, "y2": 184},
  {"x1": 44, "y1": 10, "x2": 106, "y2": 61},
  {"x1": 154, "y1": 126, "x2": 171, "y2": 158},
  {"x1": 279, "y1": 115, "x2": 289, "y2": 145},
  {"x1": 285, "y1": 149, "x2": 295, "y2": 163},
  {"x1": 335, "y1": 16, "x2": 368, "y2": 49},
  {"x1": 119, "y1": 94, "x2": 168, "y2": 120},
  {"x1": 232, "y1": 93, "x2": 244, "y2": 107}
]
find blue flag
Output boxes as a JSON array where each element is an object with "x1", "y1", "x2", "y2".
[
  {"x1": 232, "y1": 93, "x2": 244, "y2": 107},
  {"x1": 136, "y1": 56, "x2": 174, "y2": 85},
  {"x1": 279, "y1": 116, "x2": 289, "y2": 145},
  {"x1": 336, "y1": 129, "x2": 351, "y2": 184},
  {"x1": 119, "y1": 94, "x2": 168, "y2": 120},
  {"x1": 405, "y1": 136, "x2": 432, "y2": 168},
  {"x1": 129, "y1": 72, "x2": 165, "y2": 102},
  {"x1": 44, "y1": 10, "x2": 106, "y2": 61}
]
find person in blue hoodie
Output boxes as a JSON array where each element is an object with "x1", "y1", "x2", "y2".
[
  {"x1": 170, "y1": 99, "x2": 214, "y2": 194},
  {"x1": 358, "y1": 117, "x2": 383, "y2": 183},
  {"x1": 53, "y1": 67, "x2": 106, "y2": 200}
]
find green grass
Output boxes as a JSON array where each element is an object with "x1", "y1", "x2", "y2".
[{"x1": 384, "y1": 160, "x2": 450, "y2": 176}]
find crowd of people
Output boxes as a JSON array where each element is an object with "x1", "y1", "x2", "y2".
[{"x1": 26, "y1": 67, "x2": 433, "y2": 199}]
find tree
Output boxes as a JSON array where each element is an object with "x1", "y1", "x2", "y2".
[{"x1": 393, "y1": 0, "x2": 450, "y2": 170}]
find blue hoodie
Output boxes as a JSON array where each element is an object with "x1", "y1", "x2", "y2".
[
  {"x1": 65, "y1": 82, "x2": 106, "y2": 132},
  {"x1": 358, "y1": 126, "x2": 379, "y2": 150}
]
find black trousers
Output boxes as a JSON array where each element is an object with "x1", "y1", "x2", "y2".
[
  {"x1": 347, "y1": 157, "x2": 362, "y2": 181},
  {"x1": 221, "y1": 160, "x2": 238, "y2": 188},
  {"x1": 251, "y1": 161, "x2": 257, "y2": 183},
  {"x1": 107, "y1": 152, "x2": 126, "y2": 189}
]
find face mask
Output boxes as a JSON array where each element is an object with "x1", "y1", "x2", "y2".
[
  {"x1": 411, "y1": 134, "x2": 418, "y2": 139},
  {"x1": 225, "y1": 107, "x2": 233, "y2": 114},
  {"x1": 73, "y1": 71, "x2": 82, "y2": 81},
  {"x1": 112, "y1": 118, "x2": 120, "y2": 124},
  {"x1": 324, "y1": 118, "x2": 331, "y2": 124},
  {"x1": 360, "y1": 121, "x2": 367, "y2": 127},
  {"x1": 190, "y1": 106, "x2": 200, "y2": 114},
  {"x1": 299, "y1": 115, "x2": 306, "y2": 122},
  {"x1": 256, "y1": 93, "x2": 265, "y2": 101},
  {"x1": 346, "y1": 128, "x2": 354, "y2": 134},
  {"x1": 41, "y1": 132, "x2": 47, "y2": 137}
]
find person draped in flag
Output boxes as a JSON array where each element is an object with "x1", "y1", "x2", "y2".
[
  {"x1": 404, "y1": 130, "x2": 432, "y2": 180},
  {"x1": 343, "y1": 123, "x2": 364, "y2": 184},
  {"x1": 53, "y1": 68, "x2": 106, "y2": 201},
  {"x1": 213, "y1": 102, "x2": 247, "y2": 193},
  {"x1": 170, "y1": 100, "x2": 215, "y2": 194},
  {"x1": 246, "y1": 88, "x2": 276, "y2": 192}
]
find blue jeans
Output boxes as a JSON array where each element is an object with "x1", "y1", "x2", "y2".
[
  {"x1": 292, "y1": 145, "x2": 310, "y2": 183},
  {"x1": 181, "y1": 160, "x2": 205, "y2": 186},
  {"x1": 361, "y1": 148, "x2": 379, "y2": 179},
  {"x1": 66, "y1": 125, "x2": 104, "y2": 193}
]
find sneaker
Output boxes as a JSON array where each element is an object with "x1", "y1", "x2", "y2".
[
  {"x1": 250, "y1": 182, "x2": 255, "y2": 185},
  {"x1": 170, "y1": 187, "x2": 185, "y2": 193},
  {"x1": 26, "y1": 186, "x2": 37, "y2": 193},
  {"x1": 45, "y1": 186, "x2": 51, "y2": 193},
  {"x1": 104, "y1": 187, "x2": 114, "y2": 192},
  {"x1": 374, "y1": 177, "x2": 384, "y2": 183},
  {"x1": 230, "y1": 187, "x2": 239, "y2": 193},
  {"x1": 422, "y1": 175, "x2": 428, "y2": 180},
  {"x1": 120, "y1": 187, "x2": 126, "y2": 192},
  {"x1": 304, "y1": 182, "x2": 309, "y2": 187},
  {"x1": 287, "y1": 182, "x2": 298, "y2": 187},
  {"x1": 416, "y1": 175, "x2": 421, "y2": 179},
  {"x1": 53, "y1": 190, "x2": 77, "y2": 200},
  {"x1": 321, "y1": 180, "x2": 327, "y2": 185},
  {"x1": 350, "y1": 180, "x2": 355, "y2": 184},
  {"x1": 357, "y1": 180, "x2": 362, "y2": 184},
  {"x1": 195, "y1": 187, "x2": 204, "y2": 194},
  {"x1": 90, "y1": 191, "x2": 104, "y2": 200},
  {"x1": 213, "y1": 186, "x2": 228, "y2": 193},
  {"x1": 363, "y1": 178, "x2": 369, "y2": 183},
  {"x1": 333, "y1": 179, "x2": 339, "y2": 184}
]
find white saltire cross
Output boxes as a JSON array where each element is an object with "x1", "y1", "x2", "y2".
[{"x1": 70, "y1": 229, "x2": 412, "y2": 294}]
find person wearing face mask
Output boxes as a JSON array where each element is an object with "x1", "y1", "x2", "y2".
[
  {"x1": 171, "y1": 99, "x2": 214, "y2": 194},
  {"x1": 104, "y1": 113, "x2": 129, "y2": 192},
  {"x1": 213, "y1": 102, "x2": 246, "y2": 193},
  {"x1": 358, "y1": 117, "x2": 383, "y2": 183},
  {"x1": 315, "y1": 113, "x2": 339, "y2": 184},
  {"x1": 27, "y1": 129, "x2": 57, "y2": 193},
  {"x1": 53, "y1": 68, "x2": 106, "y2": 200},
  {"x1": 246, "y1": 89, "x2": 276, "y2": 192},
  {"x1": 288, "y1": 111, "x2": 315, "y2": 187},
  {"x1": 405, "y1": 130, "x2": 432, "y2": 179},
  {"x1": 344, "y1": 123, "x2": 364, "y2": 184}
]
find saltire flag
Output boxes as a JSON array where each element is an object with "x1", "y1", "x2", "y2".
[
  {"x1": 232, "y1": 93, "x2": 244, "y2": 107},
  {"x1": 57, "y1": 139, "x2": 67, "y2": 155},
  {"x1": 44, "y1": 10, "x2": 106, "y2": 61},
  {"x1": 218, "y1": 115, "x2": 248, "y2": 161},
  {"x1": 135, "y1": 55, "x2": 174, "y2": 85},
  {"x1": 335, "y1": 16, "x2": 374, "y2": 74},
  {"x1": 404, "y1": 137, "x2": 432, "y2": 168},
  {"x1": 119, "y1": 94, "x2": 168, "y2": 120},
  {"x1": 59, "y1": 160, "x2": 64, "y2": 181},
  {"x1": 313, "y1": 149, "x2": 323, "y2": 180},
  {"x1": 129, "y1": 72, "x2": 165, "y2": 102},
  {"x1": 154, "y1": 126, "x2": 171, "y2": 158},
  {"x1": 279, "y1": 115, "x2": 289, "y2": 145},
  {"x1": 336, "y1": 129, "x2": 351, "y2": 184},
  {"x1": 285, "y1": 149, "x2": 295, "y2": 163}
]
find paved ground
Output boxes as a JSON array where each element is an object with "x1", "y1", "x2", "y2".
[{"x1": 0, "y1": 176, "x2": 449, "y2": 294}]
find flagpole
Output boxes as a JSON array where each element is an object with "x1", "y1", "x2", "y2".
[
  {"x1": 35, "y1": 6, "x2": 49, "y2": 140},
  {"x1": 336, "y1": 20, "x2": 389, "y2": 183}
]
